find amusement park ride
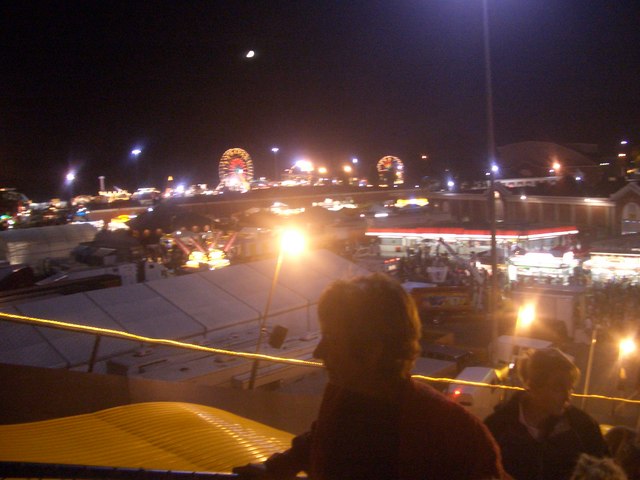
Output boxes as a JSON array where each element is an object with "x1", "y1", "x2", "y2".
[
  {"x1": 376, "y1": 155, "x2": 405, "y2": 186},
  {"x1": 214, "y1": 147, "x2": 405, "y2": 192},
  {"x1": 216, "y1": 148, "x2": 255, "y2": 193}
]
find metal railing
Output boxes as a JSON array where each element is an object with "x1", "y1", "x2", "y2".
[{"x1": 0, "y1": 461, "x2": 237, "y2": 480}]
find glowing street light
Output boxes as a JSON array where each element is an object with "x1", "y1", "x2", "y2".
[
  {"x1": 619, "y1": 337, "x2": 637, "y2": 360},
  {"x1": 294, "y1": 159, "x2": 314, "y2": 172},
  {"x1": 516, "y1": 304, "x2": 535, "y2": 332},
  {"x1": 613, "y1": 336, "x2": 638, "y2": 408},
  {"x1": 271, "y1": 147, "x2": 280, "y2": 181},
  {"x1": 248, "y1": 229, "x2": 307, "y2": 389},
  {"x1": 65, "y1": 171, "x2": 76, "y2": 205},
  {"x1": 131, "y1": 148, "x2": 143, "y2": 189}
]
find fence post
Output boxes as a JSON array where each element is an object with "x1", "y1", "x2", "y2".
[{"x1": 88, "y1": 335, "x2": 102, "y2": 372}]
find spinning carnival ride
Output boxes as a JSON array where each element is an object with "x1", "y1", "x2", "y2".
[
  {"x1": 217, "y1": 148, "x2": 254, "y2": 192},
  {"x1": 376, "y1": 156, "x2": 404, "y2": 186}
]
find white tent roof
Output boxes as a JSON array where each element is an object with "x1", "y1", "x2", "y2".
[{"x1": 0, "y1": 250, "x2": 370, "y2": 377}]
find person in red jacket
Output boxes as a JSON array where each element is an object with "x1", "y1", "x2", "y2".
[{"x1": 234, "y1": 273, "x2": 507, "y2": 479}]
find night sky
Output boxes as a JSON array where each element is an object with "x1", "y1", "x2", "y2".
[{"x1": 2, "y1": 1, "x2": 639, "y2": 201}]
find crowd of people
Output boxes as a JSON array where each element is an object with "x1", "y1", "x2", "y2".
[
  {"x1": 231, "y1": 272, "x2": 640, "y2": 480},
  {"x1": 587, "y1": 282, "x2": 640, "y2": 334}
]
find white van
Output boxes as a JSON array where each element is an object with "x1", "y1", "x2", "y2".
[
  {"x1": 490, "y1": 335, "x2": 553, "y2": 367},
  {"x1": 447, "y1": 366, "x2": 507, "y2": 420}
]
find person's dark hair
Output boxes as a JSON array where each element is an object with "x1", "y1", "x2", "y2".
[
  {"x1": 518, "y1": 347, "x2": 580, "y2": 389},
  {"x1": 317, "y1": 273, "x2": 421, "y2": 377}
]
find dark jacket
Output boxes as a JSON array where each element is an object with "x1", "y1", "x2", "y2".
[
  {"x1": 267, "y1": 380, "x2": 508, "y2": 479},
  {"x1": 485, "y1": 392, "x2": 608, "y2": 480}
]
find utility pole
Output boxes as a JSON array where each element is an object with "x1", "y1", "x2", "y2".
[{"x1": 483, "y1": 0, "x2": 499, "y2": 343}]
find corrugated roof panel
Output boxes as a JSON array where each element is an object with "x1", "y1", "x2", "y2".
[
  {"x1": 303, "y1": 249, "x2": 370, "y2": 279},
  {"x1": 0, "y1": 402, "x2": 293, "y2": 473},
  {"x1": 200, "y1": 264, "x2": 308, "y2": 315},
  {"x1": 146, "y1": 274, "x2": 260, "y2": 331},
  {"x1": 247, "y1": 256, "x2": 334, "y2": 304},
  {"x1": 14, "y1": 294, "x2": 133, "y2": 366},
  {"x1": 0, "y1": 306, "x2": 67, "y2": 368},
  {"x1": 87, "y1": 284, "x2": 205, "y2": 339}
]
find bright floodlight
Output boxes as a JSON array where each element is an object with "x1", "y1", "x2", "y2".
[
  {"x1": 517, "y1": 304, "x2": 535, "y2": 330},
  {"x1": 553, "y1": 162, "x2": 561, "y2": 171},
  {"x1": 272, "y1": 147, "x2": 279, "y2": 153},
  {"x1": 343, "y1": 165, "x2": 353, "y2": 173},
  {"x1": 246, "y1": 50, "x2": 255, "y2": 58},
  {"x1": 352, "y1": 157, "x2": 358, "y2": 164},
  {"x1": 447, "y1": 180, "x2": 455, "y2": 188},
  {"x1": 131, "y1": 148, "x2": 142, "y2": 156},
  {"x1": 294, "y1": 159, "x2": 314, "y2": 172},
  {"x1": 280, "y1": 229, "x2": 306, "y2": 256},
  {"x1": 318, "y1": 167, "x2": 327, "y2": 175},
  {"x1": 65, "y1": 172, "x2": 75, "y2": 183},
  {"x1": 619, "y1": 337, "x2": 637, "y2": 358},
  {"x1": 491, "y1": 164, "x2": 499, "y2": 173},
  {"x1": 621, "y1": 140, "x2": 629, "y2": 145}
]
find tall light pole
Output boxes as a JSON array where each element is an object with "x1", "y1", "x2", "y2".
[
  {"x1": 581, "y1": 325, "x2": 599, "y2": 409},
  {"x1": 483, "y1": 0, "x2": 499, "y2": 343},
  {"x1": 65, "y1": 171, "x2": 76, "y2": 206},
  {"x1": 131, "y1": 148, "x2": 142, "y2": 191},
  {"x1": 248, "y1": 229, "x2": 306, "y2": 390},
  {"x1": 271, "y1": 147, "x2": 280, "y2": 182}
]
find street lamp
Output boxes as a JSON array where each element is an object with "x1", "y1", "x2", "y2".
[
  {"x1": 620, "y1": 337, "x2": 637, "y2": 359},
  {"x1": 511, "y1": 303, "x2": 535, "y2": 369},
  {"x1": 581, "y1": 324, "x2": 600, "y2": 409},
  {"x1": 65, "y1": 171, "x2": 76, "y2": 205},
  {"x1": 516, "y1": 304, "x2": 535, "y2": 332},
  {"x1": 343, "y1": 165, "x2": 353, "y2": 185},
  {"x1": 482, "y1": 0, "x2": 499, "y2": 344},
  {"x1": 318, "y1": 167, "x2": 328, "y2": 184},
  {"x1": 131, "y1": 148, "x2": 142, "y2": 190},
  {"x1": 271, "y1": 147, "x2": 280, "y2": 181},
  {"x1": 612, "y1": 336, "x2": 638, "y2": 414},
  {"x1": 248, "y1": 228, "x2": 307, "y2": 389}
]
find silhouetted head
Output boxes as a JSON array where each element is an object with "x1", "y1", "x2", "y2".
[{"x1": 314, "y1": 273, "x2": 422, "y2": 390}]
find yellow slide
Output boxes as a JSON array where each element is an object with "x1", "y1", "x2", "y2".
[{"x1": 0, "y1": 402, "x2": 293, "y2": 474}]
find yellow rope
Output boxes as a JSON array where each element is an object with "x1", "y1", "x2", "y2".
[{"x1": 2, "y1": 311, "x2": 640, "y2": 404}]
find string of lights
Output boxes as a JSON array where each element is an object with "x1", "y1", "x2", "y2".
[{"x1": 2, "y1": 311, "x2": 639, "y2": 405}]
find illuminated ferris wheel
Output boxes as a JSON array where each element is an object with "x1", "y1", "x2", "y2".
[
  {"x1": 218, "y1": 148, "x2": 254, "y2": 192},
  {"x1": 376, "y1": 156, "x2": 404, "y2": 185}
]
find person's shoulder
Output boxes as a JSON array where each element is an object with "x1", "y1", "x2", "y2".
[
  {"x1": 484, "y1": 393, "x2": 520, "y2": 426},
  {"x1": 566, "y1": 405, "x2": 602, "y2": 429}
]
